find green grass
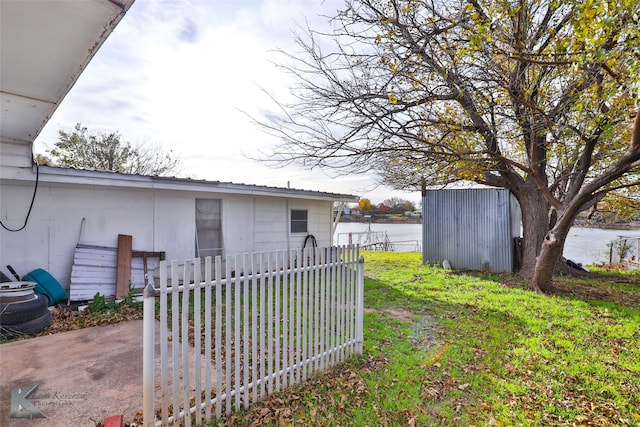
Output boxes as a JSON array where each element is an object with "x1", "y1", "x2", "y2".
[{"x1": 221, "y1": 251, "x2": 640, "y2": 426}]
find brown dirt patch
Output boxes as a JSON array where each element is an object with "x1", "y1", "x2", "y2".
[
  {"x1": 364, "y1": 307, "x2": 414, "y2": 323},
  {"x1": 365, "y1": 307, "x2": 443, "y2": 352}
]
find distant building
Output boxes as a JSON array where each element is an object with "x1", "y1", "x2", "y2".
[{"x1": 405, "y1": 210, "x2": 422, "y2": 218}]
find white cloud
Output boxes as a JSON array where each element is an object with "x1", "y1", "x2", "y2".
[{"x1": 34, "y1": 0, "x2": 421, "y2": 205}]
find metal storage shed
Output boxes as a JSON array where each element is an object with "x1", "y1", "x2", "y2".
[{"x1": 422, "y1": 188, "x2": 522, "y2": 273}]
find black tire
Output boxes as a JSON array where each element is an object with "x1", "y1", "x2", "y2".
[
  {"x1": 0, "y1": 309, "x2": 52, "y2": 338},
  {"x1": 0, "y1": 293, "x2": 49, "y2": 325},
  {"x1": 0, "y1": 292, "x2": 36, "y2": 304}
]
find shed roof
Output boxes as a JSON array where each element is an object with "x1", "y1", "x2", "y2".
[{"x1": 0, "y1": 0, "x2": 134, "y2": 144}]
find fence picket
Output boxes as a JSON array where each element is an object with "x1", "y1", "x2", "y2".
[
  {"x1": 259, "y1": 252, "x2": 266, "y2": 397},
  {"x1": 224, "y1": 257, "x2": 232, "y2": 416},
  {"x1": 274, "y1": 251, "x2": 282, "y2": 392},
  {"x1": 346, "y1": 247, "x2": 353, "y2": 354},
  {"x1": 143, "y1": 245, "x2": 363, "y2": 427},
  {"x1": 170, "y1": 260, "x2": 181, "y2": 425},
  {"x1": 250, "y1": 253, "x2": 258, "y2": 405},
  {"x1": 333, "y1": 248, "x2": 338, "y2": 363},
  {"x1": 214, "y1": 256, "x2": 222, "y2": 419},
  {"x1": 181, "y1": 261, "x2": 192, "y2": 427},
  {"x1": 288, "y1": 249, "x2": 295, "y2": 387},
  {"x1": 204, "y1": 257, "x2": 212, "y2": 421},
  {"x1": 302, "y1": 248, "x2": 309, "y2": 381},
  {"x1": 281, "y1": 250, "x2": 289, "y2": 391},
  {"x1": 267, "y1": 251, "x2": 274, "y2": 395},
  {"x1": 233, "y1": 254, "x2": 241, "y2": 410},
  {"x1": 319, "y1": 248, "x2": 326, "y2": 372},
  {"x1": 159, "y1": 261, "x2": 169, "y2": 424},
  {"x1": 311, "y1": 249, "x2": 318, "y2": 374},
  {"x1": 242, "y1": 253, "x2": 250, "y2": 409},
  {"x1": 193, "y1": 260, "x2": 203, "y2": 425}
]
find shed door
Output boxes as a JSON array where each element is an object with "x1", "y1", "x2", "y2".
[{"x1": 195, "y1": 199, "x2": 223, "y2": 258}]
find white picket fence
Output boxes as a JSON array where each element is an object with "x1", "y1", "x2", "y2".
[{"x1": 142, "y1": 245, "x2": 364, "y2": 426}]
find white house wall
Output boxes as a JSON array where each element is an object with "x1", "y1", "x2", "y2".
[
  {"x1": 254, "y1": 198, "x2": 332, "y2": 251},
  {"x1": 1, "y1": 181, "x2": 194, "y2": 288},
  {"x1": 1, "y1": 178, "x2": 338, "y2": 292},
  {"x1": 254, "y1": 197, "x2": 289, "y2": 252},
  {"x1": 1, "y1": 181, "x2": 53, "y2": 276},
  {"x1": 220, "y1": 195, "x2": 332, "y2": 254},
  {"x1": 292, "y1": 199, "x2": 333, "y2": 248}
]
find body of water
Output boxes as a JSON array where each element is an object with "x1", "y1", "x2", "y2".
[{"x1": 335, "y1": 222, "x2": 639, "y2": 266}]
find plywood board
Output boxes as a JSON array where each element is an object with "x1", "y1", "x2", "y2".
[{"x1": 116, "y1": 234, "x2": 133, "y2": 299}]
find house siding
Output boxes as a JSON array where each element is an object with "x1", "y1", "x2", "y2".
[
  {"x1": 1, "y1": 172, "x2": 350, "y2": 292},
  {"x1": 254, "y1": 197, "x2": 287, "y2": 252}
]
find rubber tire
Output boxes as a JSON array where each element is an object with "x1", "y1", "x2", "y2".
[
  {"x1": 0, "y1": 309, "x2": 52, "y2": 338},
  {"x1": 0, "y1": 292, "x2": 37, "y2": 304},
  {"x1": 0, "y1": 293, "x2": 49, "y2": 325}
]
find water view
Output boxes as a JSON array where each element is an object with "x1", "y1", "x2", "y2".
[{"x1": 335, "y1": 222, "x2": 639, "y2": 266}]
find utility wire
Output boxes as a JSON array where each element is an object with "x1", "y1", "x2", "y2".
[{"x1": 1, "y1": 162, "x2": 39, "y2": 232}]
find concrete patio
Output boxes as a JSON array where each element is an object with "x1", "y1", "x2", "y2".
[{"x1": 1, "y1": 320, "x2": 148, "y2": 426}]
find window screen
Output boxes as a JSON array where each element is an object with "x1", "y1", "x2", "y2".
[{"x1": 290, "y1": 209, "x2": 308, "y2": 233}]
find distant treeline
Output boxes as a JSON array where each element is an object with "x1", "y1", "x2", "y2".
[{"x1": 339, "y1": 215, "x2": 422, "y2": 224}]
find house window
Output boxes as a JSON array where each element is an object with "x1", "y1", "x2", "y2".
[
  {"x1": 290, "y1": 209, "x2": 308, "y2": 233},
  {"x1": 196, "y1": 199, "x2": 223, "y2": 257}
]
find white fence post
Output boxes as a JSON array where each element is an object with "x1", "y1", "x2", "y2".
[
  {"x1": 142, "y1": 282, "x2": 157, "y2": 427},
  {"x1": 356, "y1": 254, "x2": 365, "y2": 354}
]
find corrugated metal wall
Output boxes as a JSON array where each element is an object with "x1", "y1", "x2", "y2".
[{"x1": 422, "y1": 189, "x2": 521, "y2": 273}]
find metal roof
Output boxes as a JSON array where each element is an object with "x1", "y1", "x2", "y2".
[
  {"x1": 14, "y1": 165, "x2": 359, "y2": 202},
  {"x1": 0, "y1": 0, "x2": 134, "y2": 144}
]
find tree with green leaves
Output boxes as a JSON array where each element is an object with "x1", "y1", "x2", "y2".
[
  {"x1": 258, "y1": 0, "x2": 640, "y2": 293},
  {"x1": 45, "y1": 123, "x2": 180, "y2": 176}
]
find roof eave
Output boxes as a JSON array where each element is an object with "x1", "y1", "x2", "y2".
[{"x1": 9, "y1": 165, "x2": 358, "y2": 202}]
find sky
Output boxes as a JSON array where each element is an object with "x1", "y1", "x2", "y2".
[{"x1": 33, "y1": 0, "x2": 421, "y2": 205}]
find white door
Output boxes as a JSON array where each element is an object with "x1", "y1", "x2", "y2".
[{"x1": 195, "y1": 199, "x2": 223, "y2": 257}]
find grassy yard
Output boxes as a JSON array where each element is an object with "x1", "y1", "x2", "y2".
[{"x1": 222, "y1": 251, "x2": 640, "y2": 426}]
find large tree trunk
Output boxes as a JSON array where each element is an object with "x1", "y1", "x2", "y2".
[
  {"x1": 531, "y1": 225, "x2": 570, "y2": 293},
  {"x1": 530, "y1": 110, "x2": 640, "y2": 291},
  {"x1": 511, "y1": 180, "x2": 550, "y2": 279}
]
